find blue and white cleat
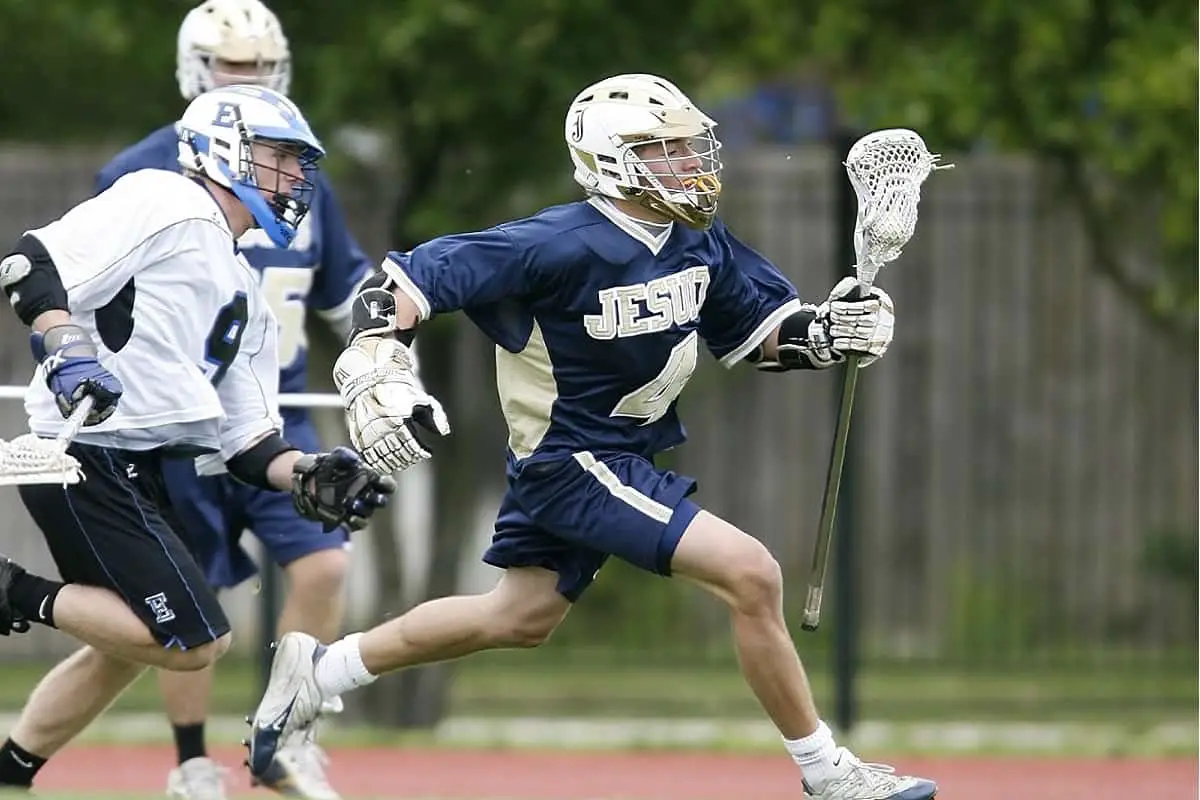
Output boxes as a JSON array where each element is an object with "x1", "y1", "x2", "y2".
[
  {"x1": 249, "y1": 727, "x2": 341, "y2": 799},
  {"x1": 803, "y1": 748, "x2": 937, "y2": 799},
  {"x1": 246, "y1": 632, "x2": 328, "y2": 784}
]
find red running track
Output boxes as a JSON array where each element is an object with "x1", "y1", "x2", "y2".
[{"x1": 36, "y1": 744, "x2": 1199, "y2": 799}]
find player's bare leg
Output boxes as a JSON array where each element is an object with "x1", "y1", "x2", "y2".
[
  {"x1": 278, "y1": 549, "x2": 348, "y2": 641},
  {"x1": 1, "y1": 557, "x2": 228, "y2": 672},
  {"x1": 159, "y1": 666, "x2": 230, "y2": 800},
  {"x1": 358, "y1": 566, "x2": 568, "y2": 669},
  {"x1": 670, "y1": 511, "x2": 936, "y2": 799},
  {"x1": 670, "y1": 511, "x2": 820, "y2": 738},
  {"x1": 245, "y1": 567, "x2": 568, "y2": 777},
  {"x1": 0, "y1": 558, "x2": 231, "y2": 791},
  {"x1": 5, "y1": 646, "x2": 144, "y2": 757},
  {"x1": 54, "y1": 585, "x2": 231, "y2": 670}
]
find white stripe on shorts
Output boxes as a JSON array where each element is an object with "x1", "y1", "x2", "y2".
[{"x1": 572, "y1": 451, "x2": 673, "y2": 524}]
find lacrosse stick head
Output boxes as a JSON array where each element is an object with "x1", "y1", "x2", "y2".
[
  {"x1": 844, "y1": 128, "x2": 950, "y2": 285},
  {"x1": 0, "y1": 433, "x2": 84, "y2": 486}
]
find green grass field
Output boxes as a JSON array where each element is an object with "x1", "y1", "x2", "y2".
[{"x1": 1, "y1": 653, "x2": 1193, "y2": 724}]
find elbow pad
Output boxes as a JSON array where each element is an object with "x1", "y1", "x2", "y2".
[
  {"x1": 226, "y1": 433, "x2": 298, "y2": 491},
  {"x1": 1, "y1": 235, "x2": 70, "y2": 326},
  {"x1": 753, "y1": 305, "x2": 841, "y2": 371}
]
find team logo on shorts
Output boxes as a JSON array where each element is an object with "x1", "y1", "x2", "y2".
[{"x1": 145, "y1": 592, "x2": 176, "y2": 624}]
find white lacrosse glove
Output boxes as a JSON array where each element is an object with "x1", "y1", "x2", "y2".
[
  {"x1": 332, "y1": 288, "x2": 450, "y2": 474},
  {"x1": 822, "y1": 276, "x2": 895, "y2": 367}
]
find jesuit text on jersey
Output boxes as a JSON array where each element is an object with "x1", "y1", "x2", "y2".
[{"x1": 584, "y1": 265, "x2": 710, "y2": 340}]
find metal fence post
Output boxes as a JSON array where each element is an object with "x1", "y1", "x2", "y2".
[
  {"x1": 257, "y1": 562, "x2": 282, "y2": 695},
  {"x1": 832, "y1": 127, "x2": 861, "y2": 734}
]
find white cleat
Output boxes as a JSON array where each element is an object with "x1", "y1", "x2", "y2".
[
  {"x1": 246, "y1": 632, "x2": 327, "y2": 783},
  {"x1": 166, "y1": 756, "x2": 229, "y2": 800},
  {"x1": 803, "y1": 748, "x2": 937, "y2": 800}
]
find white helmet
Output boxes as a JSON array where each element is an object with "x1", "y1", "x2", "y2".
[
  {"x1": 177, "y1": 0, "x2": 291, "y2": 101},
  {"x1": 176, "y1": 85, "x2": 324, "y2": 247},
  {"x1": 565, "y1": 73, "x2": 723, "y2": 229}
]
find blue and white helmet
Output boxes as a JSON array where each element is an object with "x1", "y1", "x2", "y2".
[{"x1": 176, "y1": 84, "x2": 324, "y2": 247}]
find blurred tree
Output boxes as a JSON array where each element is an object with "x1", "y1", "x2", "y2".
[
  {"x1": 1, "y1": 0, "x2": 1188, "y2": 339},
  {"x1": 803, "y1": 0, "x2": 1198, "y2": 348}
]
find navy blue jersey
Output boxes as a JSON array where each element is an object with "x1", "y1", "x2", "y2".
[
  {"x1": 385, "y1": 198, "x2": 800, "y2": 464},
  {"x1": 96, "y1": 124, "x2": 372, "y2": 426}
]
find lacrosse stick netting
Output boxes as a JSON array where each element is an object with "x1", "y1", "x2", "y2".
[
  {"x1": 0, "y1": 396, "x2": 92, "y2": 486},
  {"x1": 801, "y1": 129, "x2": 951, "y2": 632},
  {"x1": 844, "y1": 128, "x2": 950, "y2": 285}
]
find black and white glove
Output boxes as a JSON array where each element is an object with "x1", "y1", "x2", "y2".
[
  {"x1": 332, "y1": 287, "x2": 450, "y2": 474},
  {"x1": 291, "y1": 446, "x2": 397, "y2": 533},
  {"x1": 823, "y1": 276, "x2": 894, "y2": 366},
  {"x1": 774, "y1": 277, "x2": 895, "y2": 370}
]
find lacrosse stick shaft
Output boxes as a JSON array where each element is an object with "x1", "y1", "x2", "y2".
[
  {"x1": 800, "y1": 279, "x2": 870, "y2": 632},
  {"x1": 801, "y1": 127, "x2": 944, "y2": 633},
  {"x1": 55, "y1": 396, "x2": 95, "y2": 449}
]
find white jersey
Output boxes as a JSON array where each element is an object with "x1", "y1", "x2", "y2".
[{"x1": 24, "y1": 169, "x2": 282, "y2": 460}]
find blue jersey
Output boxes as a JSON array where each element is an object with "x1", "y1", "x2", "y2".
[
  {"x1": 386, "y1": 198, "x2": 801, "y2": 465},
  {"x1": 95, "y1": 124, "x2": 372, "y2": 429}
]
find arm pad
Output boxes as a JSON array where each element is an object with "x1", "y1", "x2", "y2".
[
  {"x1": 1, "y1": 235, "x2": 69, "y2": 326},
  {"x1": 225, "y1": 432, "x2": 298, "y2": 491},
  {"x1": 750, "y1": 306, "x2": 837, "y2": 371}
]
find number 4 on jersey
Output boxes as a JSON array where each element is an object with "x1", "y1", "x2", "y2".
[{"x1": 610, "y1": 331, "x2": 699, "y2": 425}]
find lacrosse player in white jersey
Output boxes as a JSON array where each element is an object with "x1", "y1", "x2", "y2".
[
  {"x1": 97, "y1": 4, "x2": 376, "y2": 797},
  {"x1": 0, "y1": 84, "x2": 394, "y2": 795}
]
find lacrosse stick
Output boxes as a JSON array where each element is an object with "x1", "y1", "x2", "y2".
[
  {"x1": 800, "y1": 129, "x2": 950, "y2": 632},
  {"x1": 0, "y1": 395, "x2": 93, "y2": 486}
]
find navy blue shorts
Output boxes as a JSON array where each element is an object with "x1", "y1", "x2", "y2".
[
  {"x1": 161, "y1": 420, "x2": 348, "y2": 590},
  {"x1": 484, "y1": 451, "x2": 702, "y2": 601}
]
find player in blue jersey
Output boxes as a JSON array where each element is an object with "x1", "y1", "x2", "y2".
[
  {"x1": 250, "y1": 74, "x2": 939, "y2": 800},
  {"x1": 95, "y1": 2, "x2": 371, "y2": 798}
]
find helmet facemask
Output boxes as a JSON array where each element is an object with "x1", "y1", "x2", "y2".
[
  {"x1": 621, "y1": 127, "x2": 723, "y2": 230},
  {"x1": 200, "y1": 52, "x2": 291, "y2": 95},
  {"x1": 195, "y1": 103, "x2": 319, "y2": 247},
  {"x1": 248, "y1": 137, "x2": 318, "y2": 234}
]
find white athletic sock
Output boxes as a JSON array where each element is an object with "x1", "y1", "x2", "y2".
[
  {"x1": 314, "y1": 633, "x2": 377, "y2": 699},
  {"x1": 783, "y1": 720, "x2": 840, "y2": 790}
]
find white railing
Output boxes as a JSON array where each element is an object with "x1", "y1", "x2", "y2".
[{"x1": 0, "y1": 384, "x2": 344, "y2": 408}]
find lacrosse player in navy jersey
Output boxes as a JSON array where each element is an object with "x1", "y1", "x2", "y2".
[
  {"x1": 249, "y1": 73, "x2": 938, "y2": 800},
  {"x1": 94, "y1": 2, "x2": 373, "y2": 797},
  {"x1": 0, "y1": 85, "x2": 393, "y2": 796}
]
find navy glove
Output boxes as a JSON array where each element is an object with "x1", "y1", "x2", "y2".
[
  {"x1": 291, "y1": 446, "x2": 397, "y2": 533},
  {"x1": 30, "y1": 324, "x2": 123, "y2": 425}
]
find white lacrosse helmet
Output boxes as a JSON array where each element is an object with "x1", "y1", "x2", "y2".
[
  {"x1": 177, "y1": 0, "x2": 291, "y2": 101},
  {"x1": 176, "y1": 85, "x2": 324, "y2": 247},
  {"x1": 565, "y1": 73, "x2": 723, "y2": 229}
]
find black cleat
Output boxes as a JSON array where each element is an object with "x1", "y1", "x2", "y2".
[{"x1": 0, "y1": 556, "x2": 30, "y2": 636}]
